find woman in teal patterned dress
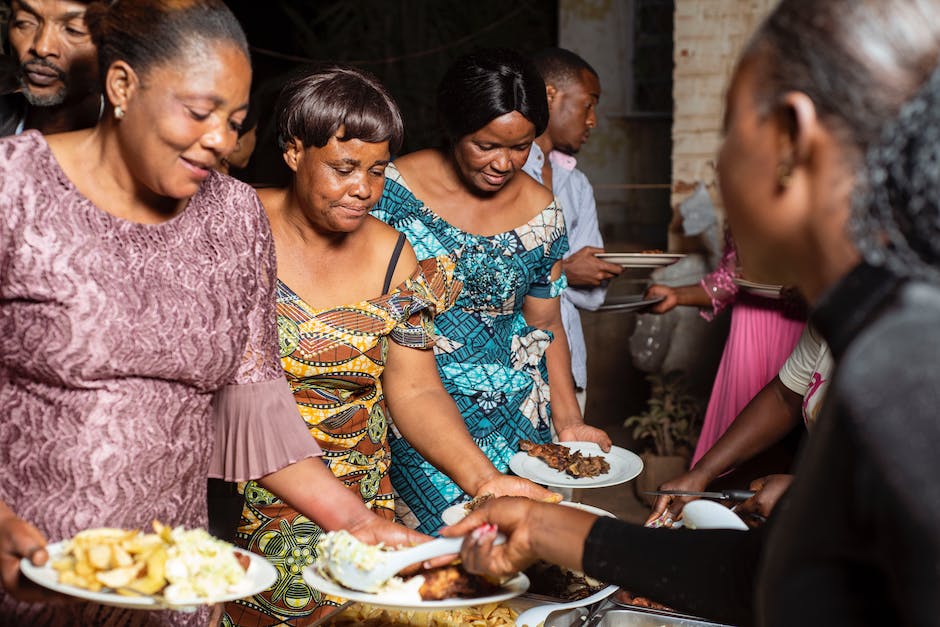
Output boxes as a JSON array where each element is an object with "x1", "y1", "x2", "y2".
[{"x1": 373, "y1": 49, "x2": 611, "y2": 533}]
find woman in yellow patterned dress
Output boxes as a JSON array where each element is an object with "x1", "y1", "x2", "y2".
[{"x1": 223, "y1": 66, "x2": 557, "y2": 627}]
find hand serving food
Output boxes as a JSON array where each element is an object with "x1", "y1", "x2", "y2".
[{"x1": 305, "y1": 530, "x2": 525, "y2": 610}]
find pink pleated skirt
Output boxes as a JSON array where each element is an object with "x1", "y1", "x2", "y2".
[{"x1": 690, "y1": 296, "x2": 804, "y2": 467}]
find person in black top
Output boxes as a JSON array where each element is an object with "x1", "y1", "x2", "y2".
[{"x1": 445, "y1": 1, "x2": 940, "y2": 625}]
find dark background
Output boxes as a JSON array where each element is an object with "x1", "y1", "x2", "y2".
[{"x1": 225, "y1": 0, "x2": 559, "y2": 185}]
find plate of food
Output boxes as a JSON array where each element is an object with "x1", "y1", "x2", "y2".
[
  {"x1": 595, "y1": 252, "x2": 686, "y2": 268},
  {"x1": 303, "y1": 531, "x2": 528, "y2": 611},
  {"x1": 733, "y1": 277, "x2": 783, "y2": 299},
  {"x1": 596, "y1": 294, "x2": 666, "y2": 312},
  {"x1": 20, "y1": 522, "x2": 276, "y2": 610},
  {"x1": 509, "y1": 441, "x2": 644, "y2": 489},
  {"x1": 441, "y1": 498, "x2": 615, "y2": 526}
]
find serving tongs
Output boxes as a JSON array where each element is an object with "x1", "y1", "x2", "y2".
[
  {"x1": 642, "y1": 489, "x2": 756, "y2": 502},
  {"x1": 515, "y1": 584, "x2": 619, "y2": 627}
]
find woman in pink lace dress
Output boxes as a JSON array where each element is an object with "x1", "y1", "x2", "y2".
[
  {"x1": 0, "y1": 2, "x2": 426, "y2": 626},
  {"x1": 646, "y1": 235, "x2": 805, "y2": 467}
]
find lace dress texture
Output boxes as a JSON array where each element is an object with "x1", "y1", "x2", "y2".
[
  {"x1": 372, "y1": 163, "x2": 568, "y2": 534},
  {"x1": 0, "y1": 132, "x2": 318, "y2": 626}
]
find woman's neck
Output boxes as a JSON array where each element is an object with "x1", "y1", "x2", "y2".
[
  {"x1": 266, "y1": 186, "x2": 352, "y2": 251},
  {"x1": 73, "y1": 123, "x2": 183, "y2": 221}
]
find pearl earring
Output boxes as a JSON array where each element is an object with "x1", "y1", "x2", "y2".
[{"x1": 114, "y1": 105, "x2": 125, "y2": 120}]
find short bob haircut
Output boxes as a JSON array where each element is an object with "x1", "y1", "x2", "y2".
[
  {"x1": 436, "y1": 48, "x2": 549, "y2": 144},
  {"x1": 276, "y1": 65, "x2": 404, "y2": 155}
]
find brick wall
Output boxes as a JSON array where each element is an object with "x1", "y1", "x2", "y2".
[{"x1": 670, "y1": 0, "x2": 776, "y2": 246}]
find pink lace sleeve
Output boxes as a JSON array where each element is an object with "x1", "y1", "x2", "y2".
[
  {"x1": 699, "y1": 233, "x2": 739, "y2": 321},
  {"x1": 229, "y1": 194, "x2": 284, "y2": 384},
  {"x1": 211, "y1": 189, "x2": 321, "y2": 480}
]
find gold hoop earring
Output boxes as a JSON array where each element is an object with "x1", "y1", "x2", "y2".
[{"x1": 114, "y1": 105, "x2": 125, "y2": 120}]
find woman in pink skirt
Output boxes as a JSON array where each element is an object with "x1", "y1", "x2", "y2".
[{"x1": 646, "y1": 235, "x2": 804, "y2": 468}]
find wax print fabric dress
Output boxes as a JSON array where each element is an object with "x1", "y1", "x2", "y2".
[
  {"x1": 373, "y1": 163, "x2": 569, "y2": 534},
  {"x1": 223, "y1": 255, "x2": 459, "y2": 626},
  {"x1": 0, "y1": 132, "x2": 320, "y2": 627}
]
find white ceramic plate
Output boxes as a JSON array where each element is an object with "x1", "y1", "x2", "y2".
[
  {"x1": 681, "y1": 500, "x2": 749, "y2": 531},
  {"x1": 596, "y1": 295, "x2": 665, "y2": 312},
  {"x1": 302, "y1": 567, "x2": 529, "y2": 610},
  {"x1": 20, "y1": 542, "x2": 277, "y2": 610},
  {"x1": 596, "y1": 253, "x2": 686, "y2": 268},
  {"x1": 508, "y1": 442, "x2": 644, "y2": 489},
  {"x1": 733, "y1": 277, "x2": 783, "y2": 299},
  {"x1": 440, "y1": 500, "x2": 616, "y2": 526}
]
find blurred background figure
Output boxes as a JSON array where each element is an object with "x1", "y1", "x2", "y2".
[
  {"x1": 645, "y1": 233, "x2": 805, "y2": 467},
  {"x1": 523, "y1": 47, "x2": 622, "y2": 416},
  {"x1": 1, "y1": 0, "x2": 100, "y2": 136}
]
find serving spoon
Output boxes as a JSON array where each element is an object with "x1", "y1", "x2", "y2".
[
  {"x1": 515, "y1": 584, "x2": 619, "y2": 627},
  {"x1": 321, "y1": 533, "x2": 505, "y2": 593}
]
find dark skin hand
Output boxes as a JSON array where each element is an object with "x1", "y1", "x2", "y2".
[
  {"x1": 441, "y1": 497, "x2": 596, "y2": 579},
  {"x1": 643, "y1": 283, "x2": 712, "y2": 314},
  {"x1": 563, "y1": 246, "x2": 622, "y2": 287},
  {"x1": 736, "y1": 474, "x2": 794, "y2": 524},
  {"x1": 0, "y1": 506, "x2": 66, "y2": 603},
  {"x1": 646, "y1": 376, "x2": 803, "y2": 526}
]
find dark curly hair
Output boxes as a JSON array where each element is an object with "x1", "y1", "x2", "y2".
[
  {"x1": 746, "y1": 0, "x2": 940, "y2": 281},
  {"x1": 852, "y1": 65, "x2": 940, "y2": 282}
]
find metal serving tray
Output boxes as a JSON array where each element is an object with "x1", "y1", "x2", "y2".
[{"x1": 593, "y1": 607, "x2": 733, "y2": 626}]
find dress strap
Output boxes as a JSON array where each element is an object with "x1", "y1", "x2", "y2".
[{"x1": 383, "y1": 232, "x2": 407, "y2": 295}]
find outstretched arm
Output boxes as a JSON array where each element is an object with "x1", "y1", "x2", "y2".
[
  {"x1": 523, "y1": 268, "x2": 611, "y2": 450},
  {"x1": 648, "y1": 376, "x2": 803, "y2": 524},
  {"x1": 383, "y1": 342, "x2": 559, "y2": 502}
]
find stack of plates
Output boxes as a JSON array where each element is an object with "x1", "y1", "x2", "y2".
[
  {"x1": 595, "y1": 253, "x2": 686, "y2": 268},
  {"x1": 733, "y1": 277, "x2": 783, "y2": 299}
]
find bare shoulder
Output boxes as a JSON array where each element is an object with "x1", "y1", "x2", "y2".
[
  {"x1": 393, "y1": 149, "x2": 444, "y2": 180},
  {"x1": 362, "y1": 214, "x2": 408, "y2": 244},
  {"x1": 362, "y1": 217, "x2": 418, "y2": 286},
  {"x1": 514, "y1": 167, "x2": 556, "y2": 209}
]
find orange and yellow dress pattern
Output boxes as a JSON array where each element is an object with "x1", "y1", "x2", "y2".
[{"x1": 223, "y1": 256, "x2": 459, "y2": 627}]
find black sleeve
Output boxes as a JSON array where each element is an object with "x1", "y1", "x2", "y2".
[
  {"x1": 583, "y1": 516, "x2": 764, "y2": 626},
  {"x1": 835, "y1": 291, "x2": 940, "y2": 626}
]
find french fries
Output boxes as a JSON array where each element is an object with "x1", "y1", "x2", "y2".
[
  {"x1": 50, "y1": 521, "x2": 244, "y2": 602},
  {"x1": 52, "y1": 526, "x2": 167, "y2": 595}
]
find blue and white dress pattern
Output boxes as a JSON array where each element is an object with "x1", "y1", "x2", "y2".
[{"x1": 372, "y1": 163, "x2": 569, "y2": 533}]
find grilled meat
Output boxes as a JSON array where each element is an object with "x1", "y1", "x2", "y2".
[{"x1": 518, "y1": 440, "x2": 610, "y2": 478}]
